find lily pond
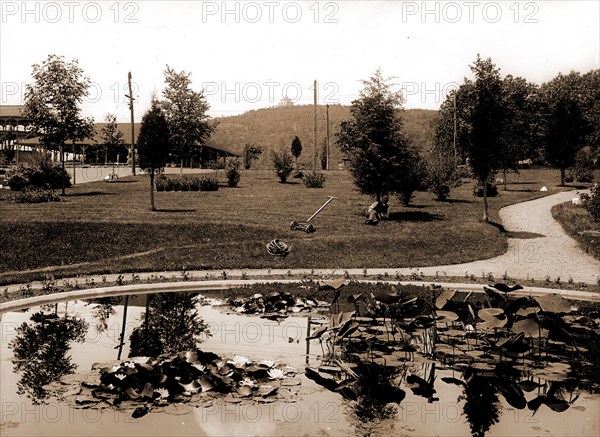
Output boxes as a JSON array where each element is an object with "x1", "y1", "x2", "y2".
[{"x1": 1, "y1": 281, "x2": 599, "y2": 436}]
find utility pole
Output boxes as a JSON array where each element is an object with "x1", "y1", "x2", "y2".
[
  {"x1": 72, "y1": 139, "x2": 76, "y2": 185},
  {"x1": 453, "y1": 90, "x2": 458, "y2": 159},
  {"x1": 313, "y1": 79, "x2": 317, "y2": 171},
  {"x1": 126, "y1": 72, "x2": 136, "y2": 175},
  {"x1": 325, "y1": 104, "x2": 330, "y2": 170}
]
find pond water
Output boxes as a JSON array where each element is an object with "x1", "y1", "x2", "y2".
[{"x1": 1, "y1": 288, "x2": 599, "y2": 437}]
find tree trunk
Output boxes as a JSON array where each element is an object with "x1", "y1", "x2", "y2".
[
  {"x1": 482, "y1": 179, "x2": 489, "y2": 222},
  {"x1": 180, "y1": 158, "x2": 184, "y2": 176},
  {"x1": 503, "y1": 169, "x2": 508, "y2": 191},
  {"x1": 150, "y1": 169, "x2": 155, "y2": 211},
  {"x1": 560, "y1": 167, "x2": 566, "y2": 186},
  {"x1": 60, "y1": 144, "x2": 65, "y2": 196}
]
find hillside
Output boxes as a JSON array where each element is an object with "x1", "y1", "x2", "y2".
[{"x1": 209, "y1": 105, "x2": 437, "y2": 169}]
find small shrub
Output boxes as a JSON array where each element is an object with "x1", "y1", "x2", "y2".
[
  {"x1": 226, "y1": 157, "x2": 241, "y2": 187},
  {"x1": 9, "y1": 187, "x2": 62, "y2": 203},
  {"x1": 574, "y1": 146, "x2": 595, "y2": 183},
  {"x1": 271, "y1": 150, "x2": 294, "y2": 183},
  {"x1": 155, "y1": 174, "x2": 167, "y2": 191},
  {"x1": 473, "y1": 181, "x2": 498, "y2": 197},
  {"x1": 303, "y1": 171, "x2": 326, "y2": 188},
  {"x1": 199, "y1": 176, "x2": 219, "y2": 191},
  {"x1": 586, "y1": 183, "x2": 600, "y2": 221},
  {"x1": 189, "y1": 176, "x2": 201, "y2": 191},
  {"x1": 7, "y1": 164, "x2": 71, "y2": 191}
]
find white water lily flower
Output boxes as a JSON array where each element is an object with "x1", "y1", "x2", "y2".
[
  {"x1": 123, "y1": 361, "x2": 135, "y2": 369},
  {"x1": 192, "y1": 363, "x2": 206, "y2": 372},
  {"x1": 229, "y1": 355, "x2": 251, "y2": 367},
  {"x1": 155, "y1": 388, "x2": 169, "y2": 399},
  {"x1": 267, "y1": 368, "x2": 286, "y2": 380},
  {"x1": 114, "y1": 373, "x2": 126, "y2": 380},
  {"x1": 239, "y1": 377, "x2": 255, "y2": 387},
  {"x1": 259, "y1": 359, "x2": 275, "y2": 368}
]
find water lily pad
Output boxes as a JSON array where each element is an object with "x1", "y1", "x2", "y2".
[
  {"x1": 534, "y1": 294, "x2": 572, "y2": 314},
  {"x1": 436, "y1": 311, "x2": 459, "y2": 323},
  {"x1": 435, "y1": 289, "x2": 456, "y2": 309},
  {"x1": 512, "y1": 318, "x2": 549, "y2": 338}
]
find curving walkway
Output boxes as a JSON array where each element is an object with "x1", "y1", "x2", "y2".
[{"x1": 396, "y1": 190, "x2": 600, "y2": 284}]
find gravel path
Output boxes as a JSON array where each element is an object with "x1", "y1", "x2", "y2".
[{"x1": 395, "y1": 190, "x2": 600, "y2": 284}]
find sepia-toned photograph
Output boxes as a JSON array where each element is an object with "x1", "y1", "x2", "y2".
[{"x1": 1, "y1": 1, "x2": 599, "y2": 436}]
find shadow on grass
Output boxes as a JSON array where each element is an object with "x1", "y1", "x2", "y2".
[
  {"x1": 487, "y1": 221, "x2": 506, "y2": 233},
  {"x1": 506, "y1": 231, "x2": 546, "y2": 239},
  {"x1": 155, "y1": 209, "x2": 197, "y2": 213},
  {"x1": 440, "y1": 198, "x2": 474, "y2": 204},
  {"x1": 66, "y1": 191, "x2": 113, "y2": 197},
  {"x1": 388, "y1": 211, "x2": 445, "y2": 222}
]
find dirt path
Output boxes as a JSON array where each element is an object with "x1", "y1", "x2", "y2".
[{"x1": 394, "y1": 190, "x2": 600, "y2": 284}]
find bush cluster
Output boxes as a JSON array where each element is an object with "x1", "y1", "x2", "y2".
[
  {"x1": 586, "y1": 183, "x2": 600, "y2": 221},
  {"x1": 226, "y1": 157, "x2": 241, "y2": 187},
  {"x1": 9, "y1": 187, "x2": 63, "y2": 203},
  {"x1": 303, "y1": 171, "x2": 326, "y2": 188},
  {"x1": 7, "y1": 164, "x2": 71, "y2": 191},
  {"x1": 155, "y1": 175, "x2": 219, "y2": 192},
  {"x1": 473, "y1": 181, "x2": 498, "y2": 197}
]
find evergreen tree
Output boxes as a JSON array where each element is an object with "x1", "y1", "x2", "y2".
[{"x1": 336, "y1": 69, "x2": 423, "y2": 204}]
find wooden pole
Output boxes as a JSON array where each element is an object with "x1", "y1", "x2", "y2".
[
  {"x1": 326, "y1": 104, "x2": 330, "y2": 170},
  {"x1": 453, "y1": 91, "x2": 458, "y2": 159},
  {"x1": 313, "y1": 79, "x2": 317, "y2": 171},
  {"x1": 117, "y1": 295, "x2": 129, "y2": 360},
  {"x1": 127, "y1": 72, "x2": 136, "y2": 175},
  {"x1": 60, "y1": 144, "x2": 65, "y2": 195}
]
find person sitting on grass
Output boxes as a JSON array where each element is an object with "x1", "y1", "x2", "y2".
[{"x1": 365, "y1": 195, "x2": 389, "y2": 225}]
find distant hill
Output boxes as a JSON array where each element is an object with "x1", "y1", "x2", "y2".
[{"x1": 209, "y1": 105, "x2": 437, "y2": 169}]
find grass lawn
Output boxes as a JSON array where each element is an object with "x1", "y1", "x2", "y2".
[
  {"x1": 0, "y1": 167, "x2": 592, "y2": 285},
  {"x1": 552, "y1": 201, "x2": 600, "y2": 261}
]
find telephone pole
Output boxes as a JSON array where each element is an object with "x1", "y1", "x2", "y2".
[
  {"x1": 453, "y1": 90, "x2": 457, "y2": 159},
  {"x1": 313, "y1": 79, "x2": 317, "y2": 171},
  {"x1": 126, "y1": 72, "x2": 136, "y2": 175},
  {"x1": 325, "y1": 104, "x2": 330, "y2": 170}
]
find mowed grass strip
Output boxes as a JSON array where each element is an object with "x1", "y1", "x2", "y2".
[
  {"x1": 0, "y1": 167, "x2": 587, "y2": 284},
  {"x1": 552, "y1": 202, "x2": 600, "y2": 261}
]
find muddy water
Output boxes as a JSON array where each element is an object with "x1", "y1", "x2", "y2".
[{"x1": 1, "y1": 296, "x2": 598, "y2": 437}]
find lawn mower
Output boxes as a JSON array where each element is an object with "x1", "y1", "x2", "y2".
[{"x1": 290, "y1": 196, "x2": 337, "y2": 233}]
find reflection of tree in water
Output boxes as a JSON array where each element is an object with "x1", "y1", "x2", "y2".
[
  {"x1": 459, "y1": 373, "x2": 500, "y2": 437},
  {"x1": 350, "y1": 363, "x2": 401, "y2": 422},
  {"x1": 90, "y1": 296, "x2": 121, "y2": 333},
  {"x1": 9, "y1": 311, "x2": 88, "y2": 403},
  {"x1": 129, "y1": 292, "x2": 211, "y2": 357}
]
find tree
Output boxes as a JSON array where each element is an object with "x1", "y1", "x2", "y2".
[
  {"x1": 433, "y1": 86, "x2": 476, "y2": 163},
  {"x1": 161, "y1": 65, "x2": 216, "y2": 169},
  {"x1": 466, "y1": 55, "x2": 506, "y2": 222},
  {"x1": 426, "y1": 147, "x2": 459, "y2": 201},
  {"x1": 98, "y1": 113, "x2": 126, "y2": 165},
  {"x1": 336, "y1": 68, "x2": 423, "y2": 204},
  {"x1": 242, "y1": 143, "x2": 263, "y2": 169},
  {"x1": 540, "y1": 72, "x2": 590, "y2": 185},
  {"x1": 291, "y1": 136, "x2": 302, "y2": 167},
  {"x1": 23, "y1": 54, "x2": 95, "y2": 194},
  {"x1": 137, "y1": 99, "x2": 171, "y2": 211},
  {"x1": 499, "y1": 75, "x2": 543, "y2": 188}
]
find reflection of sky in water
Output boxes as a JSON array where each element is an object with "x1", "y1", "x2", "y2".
[{"x1": 1, "y1": 297, "x2": 599, "y2": 437}]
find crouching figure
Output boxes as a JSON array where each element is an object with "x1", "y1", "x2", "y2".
[{"x1": 365, "y1": 195, "x2": 389, "y2": 225}]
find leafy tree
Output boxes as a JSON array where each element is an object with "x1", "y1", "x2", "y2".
[
  {"x1": 98, "y1": 113, "x2": 126, "y2": 165},
  {"x1": 581, "y1": 70, "x2": 600, "y2": 152},
  {"x1": 242, "y1": 143, "x2": 263, "y2": 169},
  {"x1": 426, "y1": 147, "x2": 459, "y2": 201},
  {"x1": 291, "y1": 136, "x2": 302, "y2": 167},
  {"x1": 433, "y1": 86, "x2": 475, "y2": 163},
  {"x1": 23, "y1": 54, "x2": 95, "y2": 193},
  {"x1": 161, "y1": 65, "x2": 216, "y2": 168},
  {"x1": 10, "y1": 311, "x2": 87, "y2": 402},
  {"x1": 271, "y1": 150, "x2": 294, "y2": 183},
  {"x1": 336, "y1": 69, "x2": 423, "y2": 204},
  {"x1": 499, "y1": 75, "x2": 543, "y2": 188},
  {"x1": 137, "y1": 99, "x2": 171, "y2": 211},
  {"x1": 465, "y1": 55, "x2": 506, "y2": 222},
  {"x1": 129, "y1": 292, "x2": 211, "y2": 357},
  {"x1": 541, "y1": 72, "x2": 590, "y2": 185}
]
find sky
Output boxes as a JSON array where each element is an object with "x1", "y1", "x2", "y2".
[{"x1": 1, "y1": 0, "x2": 599, "y2": 122}]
